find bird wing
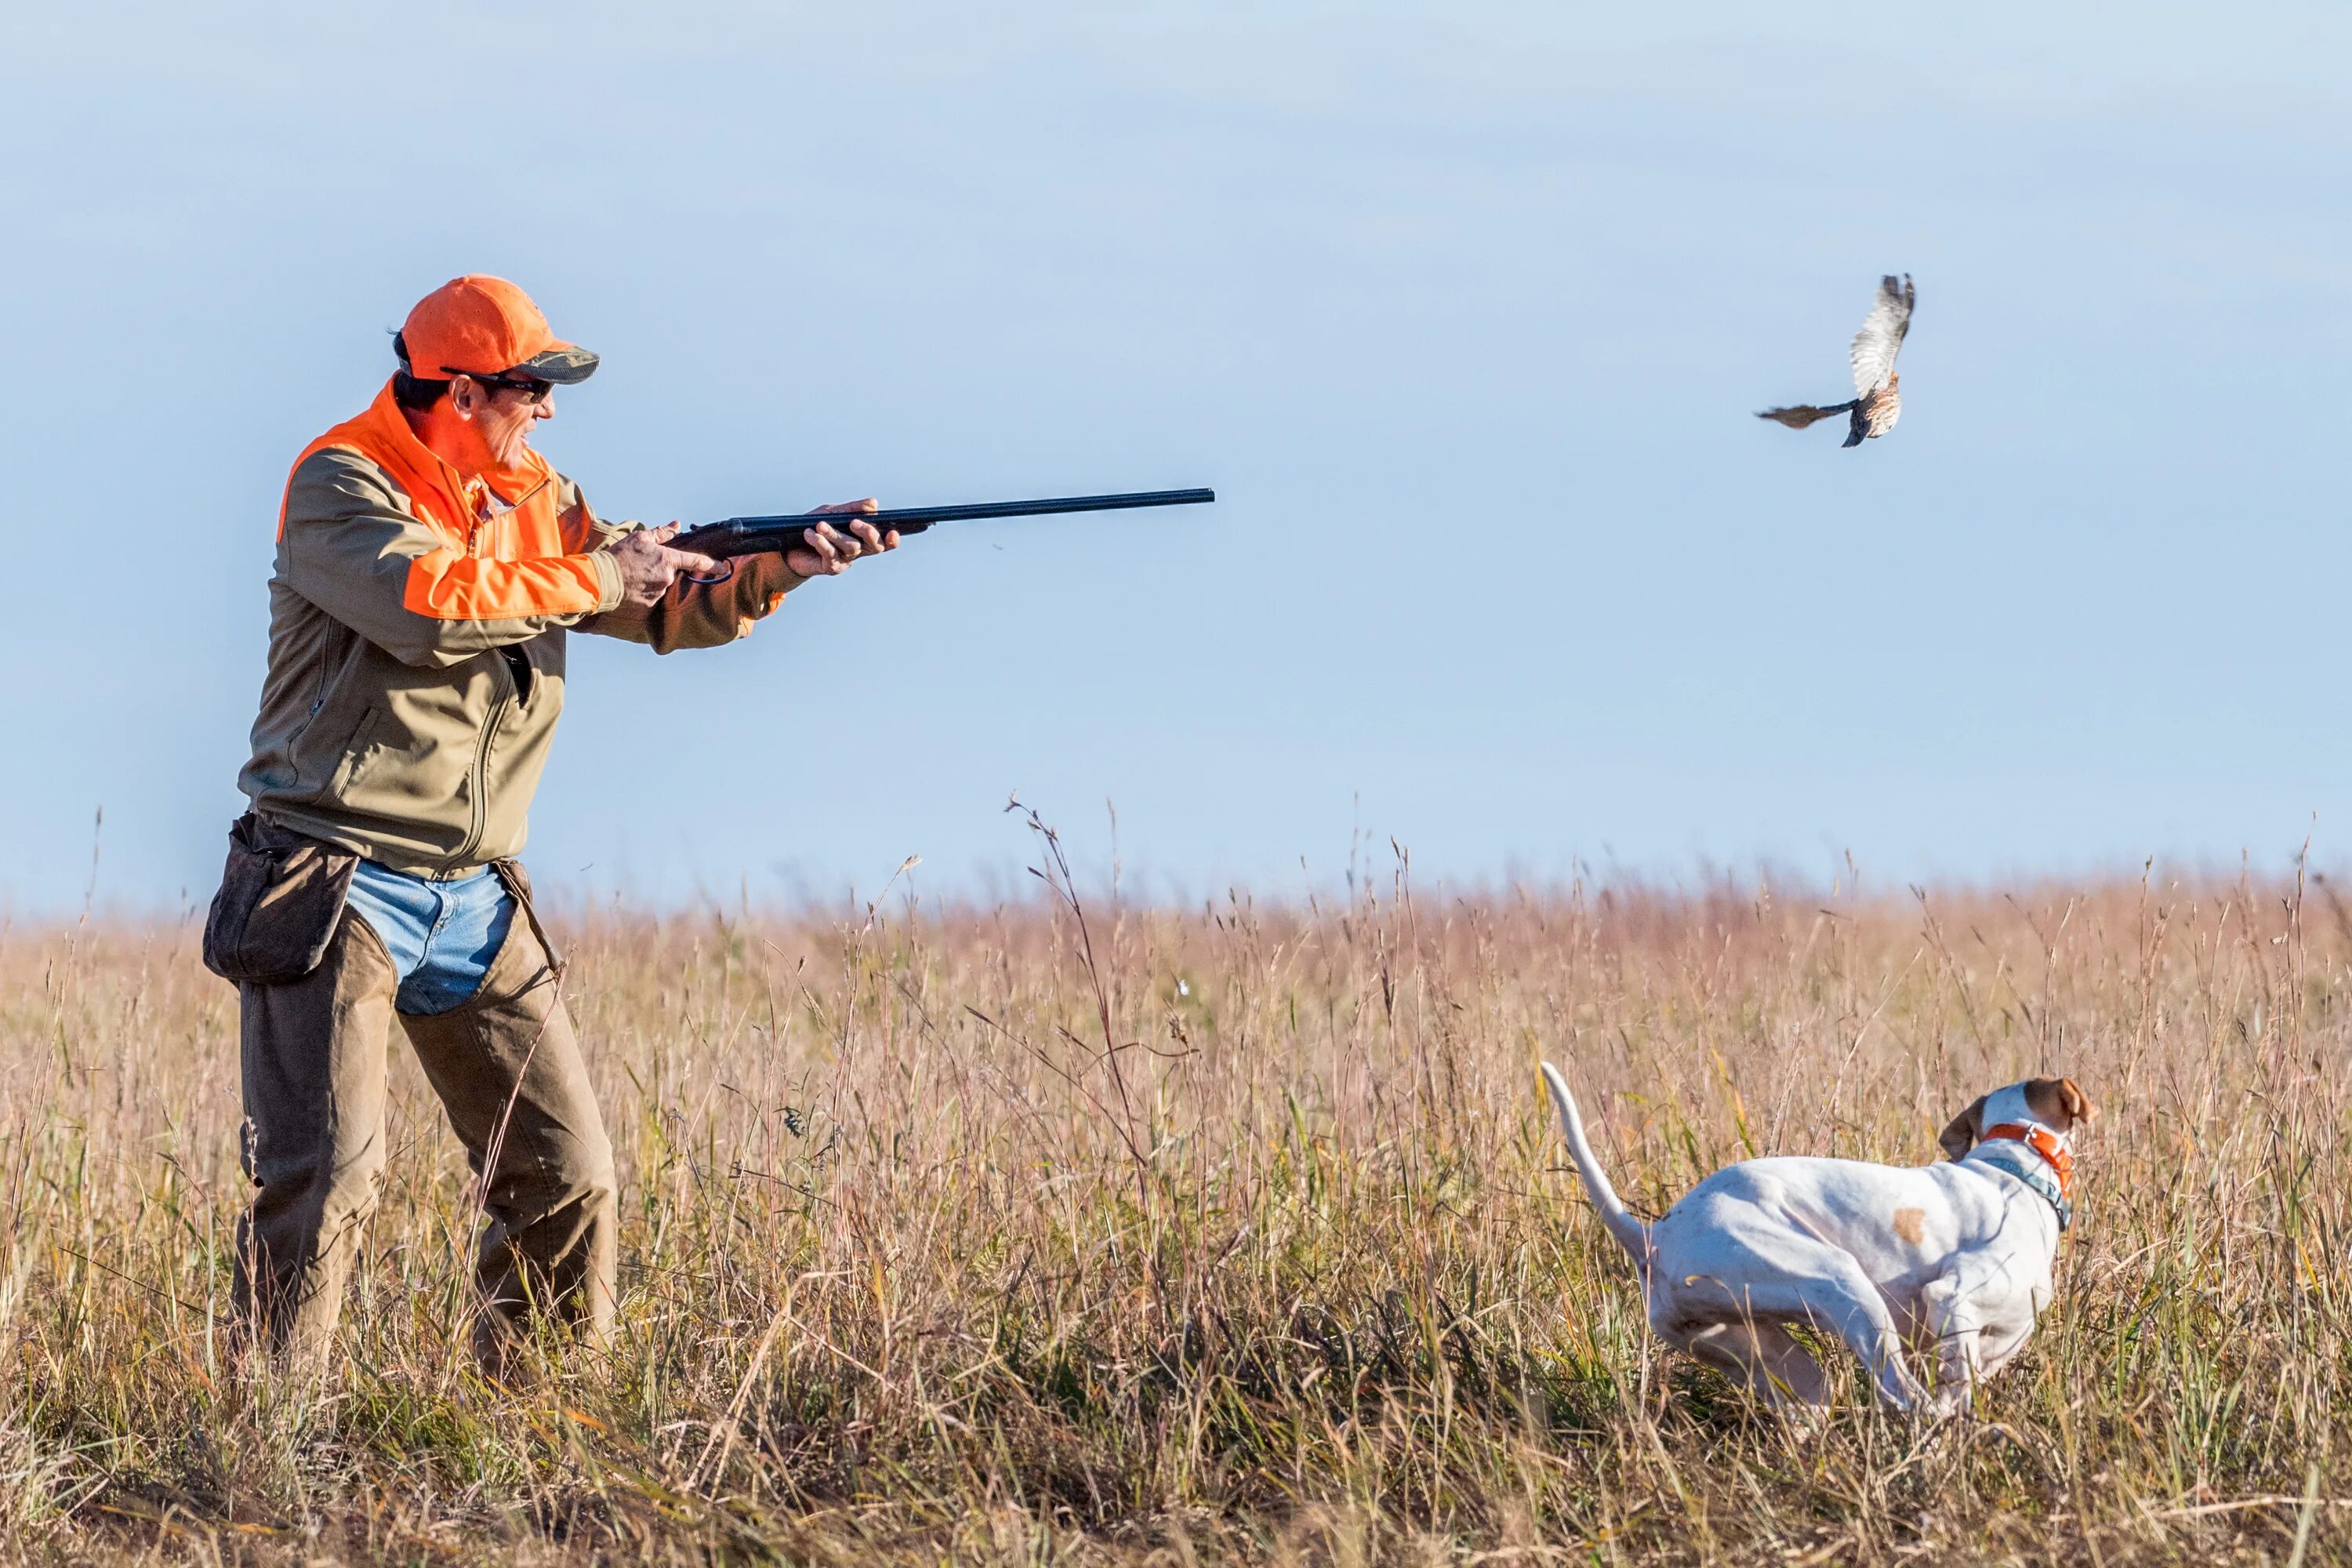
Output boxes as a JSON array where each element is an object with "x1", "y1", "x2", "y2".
[{"x1": 1848, "y1": 274, "x2": 1914, "y2": 394}]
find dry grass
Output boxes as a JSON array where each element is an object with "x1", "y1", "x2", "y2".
[{"x1": 2, "y1": 837, "x2": 2348, "y2": 1563}]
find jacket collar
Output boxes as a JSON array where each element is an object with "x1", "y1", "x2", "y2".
[{"x1": 281, "y1": 379, "x2": 551, "y2": 542}]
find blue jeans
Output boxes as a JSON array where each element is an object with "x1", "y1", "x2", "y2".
[{"x1": 343, "y1": 860, "x2": 515, "y2": 1015}]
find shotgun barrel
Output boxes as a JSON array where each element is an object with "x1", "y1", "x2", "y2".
[{"x1": 673, "y1": 488, "x2": 1215, "y2": 561}]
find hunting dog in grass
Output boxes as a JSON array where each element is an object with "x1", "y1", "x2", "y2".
[{"x1": 1541, "y1": 1064, "x2": 2094, "y2": 1415}]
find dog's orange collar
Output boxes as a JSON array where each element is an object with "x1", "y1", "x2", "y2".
[{"x1": 1982, "y1": 1122, "x2": 2073, "y2": 1196}]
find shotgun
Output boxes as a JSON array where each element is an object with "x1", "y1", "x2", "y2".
[{"x1": 673, "y1": 488, "x2": 1215, "y2": 561}]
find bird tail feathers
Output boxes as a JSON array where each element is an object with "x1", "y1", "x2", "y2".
[{"x1": 1756, "y1": 401, "x2": 1857, "y2": 430}]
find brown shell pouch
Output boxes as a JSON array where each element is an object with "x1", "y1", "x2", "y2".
[{"x1": 201, "y1": 813, "x2": 361, "y2": 985}]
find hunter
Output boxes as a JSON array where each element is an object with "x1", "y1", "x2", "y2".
[{"x1": 205, "y1": 275, "x2": 892, "y2": 1370}]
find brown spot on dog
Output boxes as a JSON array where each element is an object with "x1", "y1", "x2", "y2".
[{"x1": 1893, "y1": 1207, "x2": 1926, "y2": 1246}]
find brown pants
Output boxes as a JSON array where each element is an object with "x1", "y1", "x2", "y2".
[{"x1": 232, "y1": 902, "x2": 616, "y2": 1369}]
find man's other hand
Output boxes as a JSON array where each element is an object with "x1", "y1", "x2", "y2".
[
  {"x1": 787, "y1": 499, "x2": 898, "y2": 577},
  {"x1": 608, "y1": 524, "x2": 722, "y2": 609}
]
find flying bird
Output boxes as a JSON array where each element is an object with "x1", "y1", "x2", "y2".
[{"x1": 1758, "y1": 274, "x2": 1915, "y2": 448}]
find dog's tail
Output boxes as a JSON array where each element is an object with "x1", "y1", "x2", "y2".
[{"x1": 1539, "y1": 1062, "x2": 1652, "y2": 1268}]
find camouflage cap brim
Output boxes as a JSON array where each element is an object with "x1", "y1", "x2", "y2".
[{"x1": 512, "y1": 344, "x2": 600, "y2": 383}]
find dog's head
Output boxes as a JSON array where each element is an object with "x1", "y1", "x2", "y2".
[{"x1": 1938, "y1": 1076, "x2": 2098, "y2": 1161}]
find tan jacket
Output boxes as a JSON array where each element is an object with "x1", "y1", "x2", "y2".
[{"x1": 239, "y1": 381, "x2": 802, "y2": 875}]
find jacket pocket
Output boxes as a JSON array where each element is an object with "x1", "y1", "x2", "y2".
[
  {"x1": 201, "y1": 814, "x2": 360, "y2": 985},
  {"x1": 328, "y1": 697, "x2": 474, "y2": 831}
]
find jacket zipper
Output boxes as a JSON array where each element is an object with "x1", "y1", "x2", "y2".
[
  {"x1": 284, "y1": 659, "x2": 331, "y2": 754},
  {"x1": 449, "y1": 472, "x2": 552, "y2": 864},
  {"x1": 281, "y1": 625, "x2": 350, "y2": 786},
  {"x1": 452, "y1": 650, "x2": 515, "y2": 866}
]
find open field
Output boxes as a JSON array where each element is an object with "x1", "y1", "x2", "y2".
[{"x1": 2, "y1": 844, "x2": 2347, "y2": 1564}]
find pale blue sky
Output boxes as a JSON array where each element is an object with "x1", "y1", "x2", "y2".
[{"x1": 4, "y1": 2, "x2": 2348, "y2": 911}]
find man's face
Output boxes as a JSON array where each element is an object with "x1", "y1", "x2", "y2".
[{"x1": 452, "y1": 376, "x2": 554, "y2": 469}]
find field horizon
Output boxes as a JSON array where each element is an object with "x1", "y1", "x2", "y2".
[{"x1": 2, "y1": 842, "x2": 2345, "y2": 1563}]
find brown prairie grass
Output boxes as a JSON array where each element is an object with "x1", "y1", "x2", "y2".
[{"x1": 1, "y1": 844, "x2": 2347, "y2": 1564}]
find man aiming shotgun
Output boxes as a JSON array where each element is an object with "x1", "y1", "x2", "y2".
[
  {"x1": 208, "y1": 274, "x2": 903, "y2": 1374},
  {"x1": 209, "y1": 274, "x2": 1210, "y2": 1374}
]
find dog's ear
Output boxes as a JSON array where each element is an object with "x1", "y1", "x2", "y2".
[
  {"x1": 2024, "y1": 1076, "x2": 2097, "y2": 1131},
  {"x1": 1938, "y1": 1094, "x2": 1987, "y2": 1161}
]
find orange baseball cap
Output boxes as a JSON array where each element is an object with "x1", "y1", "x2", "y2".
[{"x1": 398, "y1": 274, "x2": 599, "y2": 384}]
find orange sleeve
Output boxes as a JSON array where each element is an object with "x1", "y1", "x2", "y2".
[{"x1": 401, "y1": 546, "x2": 612, "y2": 620}]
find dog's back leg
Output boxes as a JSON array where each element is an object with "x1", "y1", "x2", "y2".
[{"x1": 1683, "y1": 1319, "x2": 1829, "y2": 1409}]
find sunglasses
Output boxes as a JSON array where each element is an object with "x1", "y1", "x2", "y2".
[{"x1": 445, "y1": 368, "x2": 554, "y2": 404}]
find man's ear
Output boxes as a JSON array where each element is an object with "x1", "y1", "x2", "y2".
[{"x1": 1938, "y1": 1094, "x2": 1987, "y2": 1161}]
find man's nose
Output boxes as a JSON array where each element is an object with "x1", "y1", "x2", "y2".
[{"x1": 534, "y1": 394, "x2": 556, "y2": 421}]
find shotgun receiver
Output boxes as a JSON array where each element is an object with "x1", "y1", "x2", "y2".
[{"x1": 673, "y1": 488, "x2": 1215, "y2": 561}]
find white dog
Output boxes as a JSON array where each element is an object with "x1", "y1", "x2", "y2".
[{"x1": 1541, "y1": 1062, "x2": 2094, "y2": 1414}]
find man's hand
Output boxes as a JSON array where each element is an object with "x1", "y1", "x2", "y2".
[
  {"x1": 786, "y1": 499, "x2": 898, "y2": 577},
  {"x1": 607, "y1": 524, "x2": 722, "y2": 610}
]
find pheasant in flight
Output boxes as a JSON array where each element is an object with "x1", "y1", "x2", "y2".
[{"x1": 1758, "y1": 274, "x2": 1915, "y2": 448}]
